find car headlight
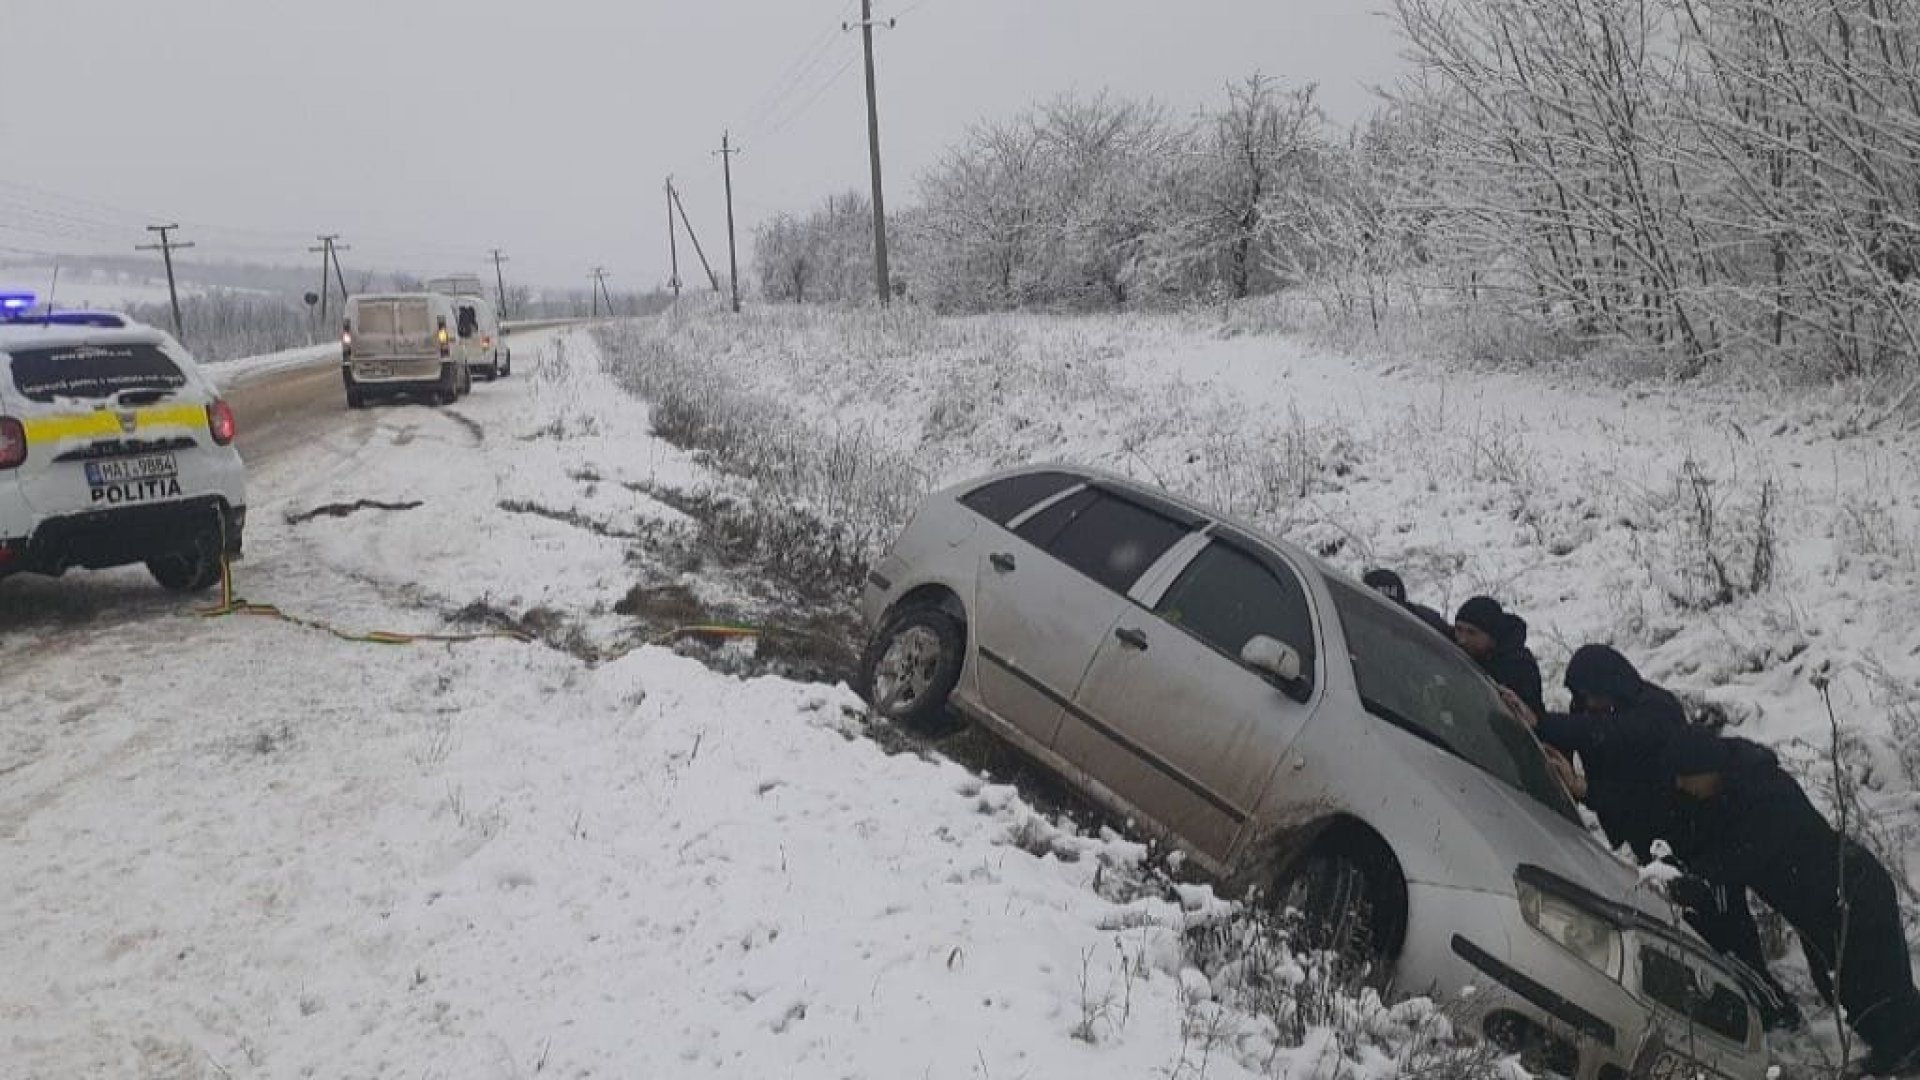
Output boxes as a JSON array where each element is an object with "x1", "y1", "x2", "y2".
[{"x1": 1517, "y1": 876, "x2": 1625, "y2": 981}]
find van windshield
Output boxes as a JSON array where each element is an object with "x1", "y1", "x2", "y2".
[
  {"x1": 1328, "y1": 578, "x2": 1578, "y2": 821},
  {"x1": 355, "y1": 300, "x2": 432, "y2": 337},
  {"x1": 8, "y1": 342, "x2": 188, "y2": 403}
]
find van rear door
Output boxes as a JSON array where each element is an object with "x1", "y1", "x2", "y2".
[{"x1": 351, "y1": 299, "x2": 436, "y2": 359}]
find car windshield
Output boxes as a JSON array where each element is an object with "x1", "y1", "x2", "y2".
[
  {"x1": 7, "y1": 341, "x2": 188, "y2": 404},
  {"x1": 1328, "y1": 578, "x2": 1578, "y2": 820}
]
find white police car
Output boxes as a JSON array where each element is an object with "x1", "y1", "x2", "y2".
[{"x1": 0, "y1": 294, "x2": 246, "y2": 592}]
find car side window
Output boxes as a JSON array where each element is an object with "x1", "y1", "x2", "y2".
[
  {"x1": 960, "y1": 472, "x2": 1081, "y2": 527},
  {"x1": 1034, "y1": 491, "x2": 1188, "y2": 594},
  {"x1": 1155, "y1": 541, "x2": 1317, "y2": 686}
]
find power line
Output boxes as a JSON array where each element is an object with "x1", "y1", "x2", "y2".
[{"x1": 758, "y1": 54, "x2": 861, "y2": 143}]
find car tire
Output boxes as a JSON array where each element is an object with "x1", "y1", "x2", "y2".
[
  {"x1": 346, "y1": 384, "x2": 366, "y2": 409},
  {"x1": 860, "y1": 606, "x2": 966, "y2": 731},
  {"x1": 500, "y1": 349, "x2": 512, "y2": 378},
  {"x1": 147, "y1": 533, "x2": 223, "y2": 593},
  {"x1": 436, "y1": 363, "x2": 459, "y2": 405},
  {"x1": 1274, "y1": 846, "x2": 1404, "y2": 989}
]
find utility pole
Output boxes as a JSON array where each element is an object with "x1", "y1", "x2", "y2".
[
  {"x1": 846, "y1": 1, "x2": 896, "y2": 305},
  {"x1": 490, "y1": 249, "x2": 511, "y2": 318},
  {"x1": 716, "y1": 131, "x2": 742, "y2": 314},
  {"x1": 670, "y1": 185, "x2": 721, "y2": 293},
  {"x1": 310, "y1": 234, "x2": 342, "y2": 328},
  {"x1": 664, "y1": 179, "x2": 681, "y2": 301},
  {"x1": 589, "y1": 267, "x2": 614, "y2": 318},
  {"x1": 329, "y1": 239, "x2": 351, "y2": 307},
  {"x1": 137, "y1": 224, "x2": 195, "y2": 341}
]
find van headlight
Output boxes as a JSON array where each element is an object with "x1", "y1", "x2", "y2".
[{"x1": 1517, "y1": 877, "x2": 1625, "y2": 981}]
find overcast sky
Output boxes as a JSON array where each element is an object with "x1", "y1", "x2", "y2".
[{"x1": 1, "y1": 0, "x2": 1405, "y2": 291}]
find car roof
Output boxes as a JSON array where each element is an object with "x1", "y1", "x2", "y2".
[
  {"x1": 979, "y1": 461, "x2": 1331, "y2": 571},
  {"x1": 0, "y1": 318, "x2": 171, "y2": 353}
]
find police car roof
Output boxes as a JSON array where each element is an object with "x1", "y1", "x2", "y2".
[{"x1": 0, "y1": 315, "x2": 170, "y2": 352}]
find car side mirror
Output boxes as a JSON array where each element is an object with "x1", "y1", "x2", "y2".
[{"x1": 1241, "y1": 634, "x2": 1309, "y2": 699}]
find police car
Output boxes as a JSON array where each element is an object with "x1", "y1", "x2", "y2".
[{"x1": 0, "y1": 293, "x2": 246, "y2": 593}]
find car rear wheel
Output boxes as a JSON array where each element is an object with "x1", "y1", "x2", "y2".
[
  {"x1": 147, "y1": 532, "x2": 223, "y2": 593},
  {"x1": 500, "y1": 349, "x2": 512, "y2": 378},
  {"x1": 860, "y1": 607, "x2": 965, "y2": 731}
]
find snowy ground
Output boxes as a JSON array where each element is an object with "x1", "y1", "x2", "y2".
[
  {"x1": 3, "y1": 330, "x2": 1404, "y2": 1080},
  {"x1": 593, "y1": 303, "x2": 1920, "y2": 1050},
  {"x1": 9, "y1": 304, "x2": 1917, "y2": 1077}
]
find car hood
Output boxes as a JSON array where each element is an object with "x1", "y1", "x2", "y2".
[{"x1": 1369, "y1": 718, "x2": 1674, "y2": 921}]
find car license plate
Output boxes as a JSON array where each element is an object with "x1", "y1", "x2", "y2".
[
  {"x1": 86, "y1": 452, "x2": 178, "y2": 486},
  {"x1": 361, "y1": 362, "x2": 393, "y2": 379}
]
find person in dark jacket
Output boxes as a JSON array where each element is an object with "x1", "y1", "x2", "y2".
[
  {"x1": 1362, "y1": 568, "x2": 1453, "y2": 639},
  {"x1": 1454, "y1": 596, "x2": 1547, "y2": 720},
  {"x1": 1532, "y1": 645, "x2": 1803, "y2": 1031},
  {"x1": 1666, "y1": 732, "x2": 1920, "y2": 1076}
]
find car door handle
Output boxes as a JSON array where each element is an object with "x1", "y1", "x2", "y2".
[
  {"x1": 1114, "y1": 626, "x2": 1150, "y2": 651},
  {"x1": 990, "y1": 552, "x2": 1017, "y2": 574}
]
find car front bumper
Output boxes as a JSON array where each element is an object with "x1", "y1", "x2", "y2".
[{"x1": 1402, "y1": 882, "x2": 1770, "y2": 1080}]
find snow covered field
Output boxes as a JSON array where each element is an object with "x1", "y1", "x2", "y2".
[{"x1": 7, "y1": 306, "x2": 1918, "y2": 1077}]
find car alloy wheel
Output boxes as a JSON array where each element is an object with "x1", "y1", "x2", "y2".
[
  {"x1": 873, "y1": 625, "x2": 943, "y2": 715},
  {"x1": 860, "y1": 606, "x2": 965, "y2": 732}
]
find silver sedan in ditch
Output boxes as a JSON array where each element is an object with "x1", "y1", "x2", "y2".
[{"x1": 858, "y1": 465, "x2": 1773, "y2": 1080}]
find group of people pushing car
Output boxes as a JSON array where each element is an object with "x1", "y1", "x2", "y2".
[{"x1": 1363, "y1": 568, "x2": 1920, "y2": 1076}]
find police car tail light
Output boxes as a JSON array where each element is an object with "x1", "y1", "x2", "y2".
[
  {"x1": 206, "y1": 400, "x2": 237, "y2": 446},
  {"x1": 0, "y1": 417, "x2": 26, "y2": 469}
]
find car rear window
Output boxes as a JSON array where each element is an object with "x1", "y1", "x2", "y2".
[
  {"x1": 1035, "y1": 491, "x2": 1189, "y2": 594},
  {"x1": 7, "y1": 342, "x2": 188, "y2": 403},
  {"x1": 961, "y1": 471, "x2": 1081, "y2": 526}
]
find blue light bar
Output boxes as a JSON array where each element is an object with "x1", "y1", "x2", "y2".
[{"x1": 0, "y1": 291, "x2": 35, "y2": 313}]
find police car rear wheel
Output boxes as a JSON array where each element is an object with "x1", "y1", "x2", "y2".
[{"x1": 147, "y1": 537, "x2": 222, "y2": 593}]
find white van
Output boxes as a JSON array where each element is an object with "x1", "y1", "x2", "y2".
[
  {"x1": 0, "y1": 304, "x2": 247, "y2": 593},
  {"x1": 429, "y1": 277, "x2": 510, "y2": 381},
  {"x1": 341, "y1": 293, "x2": 472, "y2": 408},
  {"x1": 449, "y1": 293, "x2": 509, "y2": 381}
]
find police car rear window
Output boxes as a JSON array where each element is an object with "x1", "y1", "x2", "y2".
[{"x1": 8, "y1": 342, "x2": 188, "y2": 403}]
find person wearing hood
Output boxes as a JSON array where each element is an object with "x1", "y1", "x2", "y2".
[
  {"x1": 1665, "y1": 729, "x2": 1920, "y2": 1076},
  {"x1": 1362, "y1": 568, "x2": 1452, "y2": 639},
  {"x1": 1453, "y1": 596, "x2": 1547, "y2": 720},
  {"x1": 1526, "y1": 645, "x2": 1804, "y2": 1032}
]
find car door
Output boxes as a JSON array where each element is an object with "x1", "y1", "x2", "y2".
[
  {"x1": 971, "y1": 484, "x2": 1197, "y2": 748},
  {"x1": 1059, "y1": 534, "x2": 1322, "y2": 869}
]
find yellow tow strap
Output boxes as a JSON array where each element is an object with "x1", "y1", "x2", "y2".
[{"x1": 196, "y1": 556, "x2": 532, "y2": 646}]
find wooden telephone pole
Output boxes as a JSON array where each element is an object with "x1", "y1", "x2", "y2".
[
  {"x1": 490, "y1": 249, "x2": 511, "y2": 318},
  {"x1": 136, "y1": 224, "x2": 194, "y2": 341},
  {"x1": 845, "y1": 0, "x2": 896, "y2": 305},
  {"x1": 670, "y1": 184, "x2": 721, "y2": 293},
  {"x1": 309, "y1": 234, "x2": 349, "y2": 326},
  {"x1": 716, "y1": 132, "x2": 742, "y2": 314},
  {"x1": 664, "y1": 180, "x2": 682, "y2": 301}
]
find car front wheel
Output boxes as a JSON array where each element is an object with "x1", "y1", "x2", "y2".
[
  {"x1": 860, "y1": 606, "x2": 965, "y2": 730},
  {"x1": 1274, "y1": 847, "x2": 1404, "y2": 989}
]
